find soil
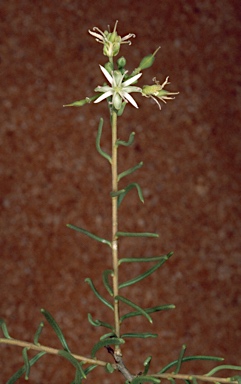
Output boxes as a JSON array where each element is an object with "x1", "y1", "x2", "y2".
[{"x1": 0, "y1": 1, "x2": 241, "y2": 383}]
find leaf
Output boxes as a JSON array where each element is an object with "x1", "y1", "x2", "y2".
[
  {"x1": 96, "y1": 118, "x2": 112, "y2": 163},
  {"x1": 205, "y1": 365, "x2": 241, "y2": 377},
  {"x1": 174, "y1": 344, "x2": 186, "y2": 374},
  {"x1": 116, "y1": 132, "x2": 135, "y2": 147},
  {"x1": 116, "y1": 295, "x2": 152, "y2": 323},
  {"x1": 100, "y1": 332, "x2": 116, "y2": 340},
  {"x1": 85, "y1": 278, "x2": 114, "y2": 310},
  {"x1": 41, "y1": 309, "x2": 70, "y2": 352},
  {"x1": 33, "y1": 322, "x2": 44, "y2": 345},
  {"x1": 87, "y1": 313, "x2": 114, "y2": 330},
  {"x1": 143, "y1": 356, "x2": 152, "y2": 375},
  {"x1": 158, "y1": 356, "x2": 224, "y2": 374},
  {"x1": 91, "y1": 337, "x2": 125, "y2": 358},
  {"x1": 119, "y1": 252, "x2": 173, "y2": 264},
  {"x1": 119, "y1": 258, "x2": 169, "y2": 289},
  {"x1": 7, "y1": 352, "x2": 46, "y2": 384},
  {"x1": 117, "y1": 231, "x2": 159, "y2": 238},
  {"x1": 117, "y1": 183, "x2": 144, "y2": 206},
  {"x1": 67, "y1": 224, "x2": 111, "y2": 247},
  {"x1": 58, "y1": 350, "x2": 86, "y2": 381},
  {"x1": 120, "y1": 304, "x2": 175, "y2": 322},
  {"x1": 105, "y1": 362, "x2": 115, "y2": 373},
  {"x1": 121, "y1": 333, "x2": 157, "y2": 339},
  {"x1": 0, "y1": 318, "x2": 11, "y2": 339},
  {"x1": 22, "y1": 348, "x2": 30, "y2": 380},
  {"x1": 102, "y1": 269, "x2": 114, "y2": 296},
  {"x1": 118, "y1": 161, "x2": 143, "y2": 181}
]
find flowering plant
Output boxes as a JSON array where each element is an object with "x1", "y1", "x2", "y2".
[{"x1": 0, "y1": 21, "x2": 240, "y2": 384}]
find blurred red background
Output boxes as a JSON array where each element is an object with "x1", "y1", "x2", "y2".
[{"x1": 1, "y1": 1, "x2": 240, "y2": 382}]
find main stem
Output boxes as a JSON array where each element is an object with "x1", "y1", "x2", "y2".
[{"x1": 111, "y1": 111, "x2": 120, "y2": 346}]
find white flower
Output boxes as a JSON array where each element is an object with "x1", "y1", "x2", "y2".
[{"x1": 94, "y1": 65, "x2": 142, "y2": 110}]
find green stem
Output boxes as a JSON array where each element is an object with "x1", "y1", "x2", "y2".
[{"x1": 111, "y1": 111, "x2": 120, "y2": 348}]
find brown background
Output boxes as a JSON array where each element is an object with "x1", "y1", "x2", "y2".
[{"x1": 0, "y1": 0, "x2": 241, "y2": 383}]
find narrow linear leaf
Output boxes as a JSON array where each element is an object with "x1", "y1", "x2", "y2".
[
  {"x1": 67, "y1": 224, "x2": 111, "y2": 247},
  {"x1": 192, "y1": 377, "x2": 198, "y2": 384},
  {"x1": 158, "y1": 356, "x2": 224, "y2": 374},
  {"x1": 41, "y1": 309, "x2": 70, "y2": 352},
  {"x1": 7, "y1": 352, "x2": 46, "y2": 384},
  {"x1": 143, "y1": 356, "x2": 152, "y2": 375},
  {"x1": 121, "y1": 333, "x2": 157, "y2": 339},
  {"x1": 175, "y1": 344, "x2": 186, "y2": 374},
  {"x1": 85, "y1": 278, "x2": 114, "y2": 311},
  {"x1": 100, "y1": 332, "x2": 116, "y2": 340},
  {"x1": 205, "y1": 365, "x2": 241, "y2": 377},
  {"x1": 63, "y1": 95, "x2": 97, "y2": 107},
  {"x1": 33, "y1": 322, "x2": 44, "y2": 345},
  {"x1": 102, "y1": 269, "x2": 114, "y2": 296},
  {"x1": 120, "y1": 304, "x2": 175, "y2": 322},
  {"x1": 96, "y1": 118, "x2": 112, "y2": 163},
  {"x1": 117, "y1": 231, "x2": 159, "y2": 238},
  {"x1": 116, "y1": 182, "x2": 144, "y2": 207},
  {"x1": 0, "y1": 318, "x2": 11, "y2": 339},
  {"x1": 119, "y1": 252, "x2": 174, "y2": 264},
  {"x1": 131, "y1": 375, "x2": 160, "y2": 384},
  {"x1": 87, "y1": 313, "x2": 114, "y2": 330},
  {"x1": 118, "y1": 161, "x2": 143, "y2": 181},
  {"x1": 119, "y1": 258, "x2": 168, "y2": 289},
  {"x1": 116, "y1": 132, "x2": 135, "y2": 147},
  {"x1": 58, "y1": 350, "x2": 86, "y2": 380},
  {"x1": 22, "y1": 348, "x2": 30, "y2": 380},
  {"x1": 91, "y1": 337, "x2": 125, "y2": 358},
  {"x1": 84, "y1": 365, "x2": 98, "y2": 376},
  {"x1": 116, "y1": 295, "x2": 152, "y2": 323}
]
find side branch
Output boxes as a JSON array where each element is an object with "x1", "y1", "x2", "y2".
[{"x1": 0, "y1": 338, "x2": 107, "y2": 367}]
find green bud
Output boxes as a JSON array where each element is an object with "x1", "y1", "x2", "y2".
[
  {"x1": 138, "y1": 47, "x2": 161, "y2": 70},
  {"x1": 117, "y1": 56, "x2": 127, "y2": 69}
]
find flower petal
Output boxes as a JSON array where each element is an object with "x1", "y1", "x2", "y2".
[
  {"x1": 122, "y1": 91, "x2": 139, "y2": 108},
  {"x1": 99, "y1": 65, "x2": 113, "y2": 85},
  {"x1": 94, "y1": 90, "x2": 113, "y2": 103},
  {"x1": 123, "y1": 72, "x2": 142, "y2": 86}
]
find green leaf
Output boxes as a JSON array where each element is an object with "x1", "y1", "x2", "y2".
[
  {"x1": 0, "y1": 318, "x2": 11, "y2": 339},
  {"x1": 121, "y1": 333, "x2": 157, "y2": 339},
  {"x1": 102, "y1": 269, "x2": 114, "y2": 296},
  {"x1": 120, "y1": 304, "x2": 175, "y2": 322},
  {"x1": 41, "y1": 309, "x2": 70, "y2": 352},
  {"x1": 205, "y1": 365, "x2": 241, "y2": 377},
  {"x1": 84, "y1": 365, "x2": 98, "y2": 376},
  {"x1": 143, "y1": 356, "x2": 152, "y2": 375},
  {"x1": 119, "y1": 252, "x2": 173, "y2": 264},
  {"x1": 85, "y1": 278, "x2": 114, "y2": 311},
  {"x1": 100, "y1": 332, "x2": 116, "y2": 340},
  {"x1": 58, "y1": 350, "x2": 86, "y2": 381},
  {"x1": 117, "y1": 183, "x2": 144, "y2": 206},
  {"x1": 91, "y1": 337, "x2": 125, "y2": 358},
  {"x1": 7, "y1": 352, "x2": 46, "y2": 384},
  {"x1": 22, "y1": 348, "x2": 30, "y2": 380},
  {"x1": 117, "y1": 231, "x2": 159, "y2": 238},
  {"x1": 158, "y1": 356, "x2": 224, "y2": 374},
  {"x1": 119, "y1": 258, "x2": 169, "y2": 289},
  {"x1": 231, "y1": 376, "x2": 241, "y2": 384},
  {"x1": 33, "y1": 322, "x2": 44, "y2": 345},
  {"x1": 67, "y1": 224, "x2": 111, "y2": 247},
  {"x1": 116, "y1": 132, "x2": 135, "y2": 147},
  {"x1": 118, "y1": 161, "x2": 143, "y2": 181},
  {"x1": 116, "y1": 295, "x2": 152, "y2": 323},
  {"x1": 87, "y1": 313, "x2": 114, "y2": 330},
  {"x1": 96, "y1": 118, "x2": 112, "y2": 163},
  {"x1": 131, "y1": 375, "x2": 160, "y2": 384},
  {"x1": 175, "y1": 344, "x2": 186, "y2": 374},
  {"x1": 106, "y1": 362, "x2": 115, "y2": 373}
]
